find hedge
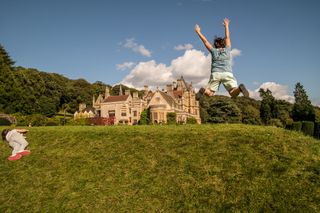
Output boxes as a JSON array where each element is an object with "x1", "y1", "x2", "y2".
[
  {"x1": 314, "y1": 122, "x2": 320, "y2": 139},
  {"x1": 292, "y1": 122, "x2": 302, "y2": 132},
  {"x1": 301, "y1": 121, "x2": 314, "y2": 137}
]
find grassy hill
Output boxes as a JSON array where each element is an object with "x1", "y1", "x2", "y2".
[{"x1": 0, "y1": 124, "x2": 319, "y2": 212}]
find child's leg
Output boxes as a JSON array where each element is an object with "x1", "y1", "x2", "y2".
[
  {"x1": 8, "y1": 141, "x2": 22, "y2": 156},
  {"x1": 222, "y1": 73, "x2": 249, "y2": 97},
  {"x1": 11, "y1": 132, "x2": 29, "y2": 153},
  {"x1": 204, "y1": 73, "x2": 220, "y2": 96}
]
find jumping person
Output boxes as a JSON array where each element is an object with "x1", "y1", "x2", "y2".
[
  {"x1": 195, "y1": 18, "x2": 249, "y2": 97},
  {"x1": 2, "y1": 129, "x2": 31, "y2": 161}
]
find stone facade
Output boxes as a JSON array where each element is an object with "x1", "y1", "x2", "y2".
[
  {"x1": 148, "y1": 77, "x2": 201, "y2": 124},
  {"x1": 74, "y1": 77, "x2": 201, "y2": 124},
  {"x1": 74, "y1": 103, "x2": 96, "y2": 119}
]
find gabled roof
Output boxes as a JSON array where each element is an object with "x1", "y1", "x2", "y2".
[
  {"x1": 78, "y1": 107, "x2": 96, "y2": 113},
  {"x1": 104, "y1": 95, "x2": 129, "y2": 103},
  {"x1": 159, "y1": 91, "x2": 176, "y2": 106}
]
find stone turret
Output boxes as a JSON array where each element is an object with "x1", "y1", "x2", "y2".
[{"x1": 105, "y1": 87, "x2": 110, "y2": 98}]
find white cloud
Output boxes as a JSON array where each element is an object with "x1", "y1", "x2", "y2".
[
  {"x1": 121, "y1": 60, "x2": 173, "y2": 89},
  {"x1": 116, "y1": 62, "x2": 136, "y2": 71},
  {"x1": 250, "y1": 82, "x2": 295, "y2": 103},
  {"x1": 121, "y1": 38, "x2": 152, "y2": 57},
  {"x1": 121, "y1": 49, "x2": 211, "y2": 89},
  {"x1": 230, "y1": 48, "x2": 241, "y2": 65},
  {"x1": 174, "y1": 43, "x2": 193, "y2": 51},
  {"x1": 121, "y1": 48, "x2": 242, "y2": 92}
]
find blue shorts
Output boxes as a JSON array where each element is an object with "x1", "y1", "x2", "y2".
[{"x1": 206, "y1": 72, "x2": 238, "y2": 92}]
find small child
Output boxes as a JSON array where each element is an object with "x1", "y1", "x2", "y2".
[
  {"x1": 2, "y1": 129, "x2": 31, "y2": 161},
  {"x1": 195, "y1": 18, "x2": 249, "y2": 98}
]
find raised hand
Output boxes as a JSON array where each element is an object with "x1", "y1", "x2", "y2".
[
  {"x1": 194, "y1": 24, "x2": 201, "y2": 33},
  {"x1": 223, "y1": 18, "x2": 230, "y2": 26}
]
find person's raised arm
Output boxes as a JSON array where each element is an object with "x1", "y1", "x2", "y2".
[
  {"x1": 195, "y1": 24, "x2": 213, "y2": 52},
  {"x1": 223, "y1": 18, "x2": 231, "y2": 48}
]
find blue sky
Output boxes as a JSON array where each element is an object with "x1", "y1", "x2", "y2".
[{"x1": 1, "y1": 0, "x2": 319, "y2": 105}]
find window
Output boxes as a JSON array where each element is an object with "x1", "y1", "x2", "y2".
[
  {"x1": 108, "y1": 110, "x2": 115, "y2": 117},
  {"x1": 153, "y1": 112, "x2": 158, "y2": 120},
  {"x1": 121, "y1": 112, "x2": 126, "y2": 117},
  {"x1": 133, "y1": 111, "x2": 137, "y2": 117}
]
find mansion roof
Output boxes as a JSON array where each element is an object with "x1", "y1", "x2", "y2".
[{"x1": 104, "y1": 95, "x2": 129, "y2": 103}]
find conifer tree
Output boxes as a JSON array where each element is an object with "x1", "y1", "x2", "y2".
[
  {"x1": 0, "y1": 44, "x2": 15, "y2": 68},
  {"x1": 292, "y1": 82, "x2": 315, "y2": 121},
  {"x1": 259, "y1": 89, "x2": 274, "y2": 124}
]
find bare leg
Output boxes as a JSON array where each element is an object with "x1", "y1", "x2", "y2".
[{"x1": 205, "y1": 88, "x2": 215, "y2": 97}]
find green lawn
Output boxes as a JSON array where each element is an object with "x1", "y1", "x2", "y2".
[{"x1": 0, "y1": 124, "x2": 319, "y2": 212}]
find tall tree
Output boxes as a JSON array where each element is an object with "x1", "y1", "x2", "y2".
[
  {"x1": 292, "y1": 82, "x2": 315, "y2": 121},
  {"x1": 0, "y1": 44, "x2": 15, "y2": 68},
  {"x1": 259, "y1": 89, "x2": 274, "y2": 124}
]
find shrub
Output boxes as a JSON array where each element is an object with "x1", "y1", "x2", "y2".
[
  {"x1": 0, "y1": 117, "x2": 11, "y2": 126},
  {"x1": 269, "y1": 119, "x2": 284, "y2": 128},
  {"x1": 301, "y1": 121, "x2": 314, "y2": 137},
  {"x1": 167, "y1": 112, "x2": 177, "y2": 125},
  {"x1": 46, "y1": 121, "x2": 59, "y2": 126},
  {"x1": 313, "y1": 122, "x2": 320, "y2": 139},
  {"x1": 186, "y1": 117, "x2": 197, "y2": 124},
  {"x1": 285, "y1": 124, "x2": 293, "y2": 130},
  {"x1": 292, "y1": 122, "x2": 302, "y2": 132},
  {"x1": 139, "y1": 108, "x2": 150, "y2": 125}
]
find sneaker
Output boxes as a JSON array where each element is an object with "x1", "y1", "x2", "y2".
[
  {"x1": 18, "y1": 150, "x2": 31, "y2": 156},
  {"x1": 239, "y1": 84, "x2": 249, "y2": 97},
  {"x1": 8, "y1": 154, "x2": 22, "y2": 161}
]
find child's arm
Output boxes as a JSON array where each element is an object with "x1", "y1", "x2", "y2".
[
  {"x1": 223, "y1": 18, "x2": 231, "y2": 47},
  {"x1": 195, "y1": 24, "x2": 213, "y2": 51},
  {"x1": 16, "y1": 129, "x2": 28, "y2": 134}
]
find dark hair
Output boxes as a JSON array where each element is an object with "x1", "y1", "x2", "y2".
[
  {"x1": 214, "y1": 37, "x2": 226, "y2": 48},
  {"x1": 2, "y1": 129, "x2": 10, "y2": 141}
]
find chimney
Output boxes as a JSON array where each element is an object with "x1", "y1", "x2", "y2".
[
  {"x1": 92, "y1": 95, "x2": 96, "y2": 107},
  {"x1": 125, "y1": 89, "x2": 130, "y2": 96},
  {"x1": 144, "y1": 85, "x2": 149, "y2": 96},
  {"x1": 133, "y1": 92, "x2": 138, "y2": 98},
  {"x1": 119, "y1": 84, "x2": 123, "y2": 95},
  {"x1": 105, "y1": 87, "x2": 110, "y2": 98},
  {"x1": 166, "y1": 84, "x2": 173, "y2": 96}
]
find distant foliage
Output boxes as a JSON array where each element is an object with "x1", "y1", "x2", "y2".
[
  {"x1": 292, "y1": 122, "x2": 302, "y2": 132},
  {"x1": 314, "y1": 122, "x2": 320, "y2": 139},
  {"x1": 259, "y1": 89, "x2": 292, "y2": 127},
  {"x1": 199, "y1": 96, "x2": 241, "y2": 123},
  {"x1": 301, "y1": 121, "x2": 314, "y2": 137},
  {"x1": 292, "y1": 82, "x2": 315, "y2": 122},
  {"x1": 0, "y1": 117, "x2": 11, "y2": 126},
  {"x1": 139, "y1": 108, "x2": 150, "y2": 125},
  {"x1": 0, "y1": 44, "x2": 114, "y2": 116},
  {"x1": 186, "y1": 117, "x2": 197, "y2": 124},
  {"x1": 167, "y1": 112, "x2": 177, "y2": 125}
]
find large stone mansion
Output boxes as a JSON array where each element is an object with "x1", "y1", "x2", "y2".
[{"x1": 74, "y1": 76, "x2": 201, "y2": 124}]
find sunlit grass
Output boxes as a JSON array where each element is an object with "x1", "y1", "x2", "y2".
[{"x1": 0, "y1": 124, "x2": 319, "y2": 212}]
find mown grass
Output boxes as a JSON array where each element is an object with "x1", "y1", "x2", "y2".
[{"x1": 0, "y1": 124, "x2": 319, "y2": 212}]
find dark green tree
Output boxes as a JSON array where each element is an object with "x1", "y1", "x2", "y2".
[
  {"x1": 207, "y1": 98, "x2": 241, "y2": 123},
  {"x1": 167, "y1": 112, "x2": 177, "y2": 125},
  {"x1": 259, "y1": 88, "x2": 282, "y2": 125},
  {"x1": 292, "y1": 82, "x2": 315, "y2": 121},
  {"x1": 139, "y1": 108, "x2": 150, "y2": 125}
]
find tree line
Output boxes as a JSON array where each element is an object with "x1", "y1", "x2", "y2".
[
  {"x1": 0, "y1": 44, "x2": 121, "y2": 116},
  {"x1": 1, "y1": 44, "x2": 320, "y2": 132}
]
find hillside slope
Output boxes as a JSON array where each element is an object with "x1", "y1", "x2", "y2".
[{"x1": 0, "y1": 124, "x2": 319, "y2": 212}]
